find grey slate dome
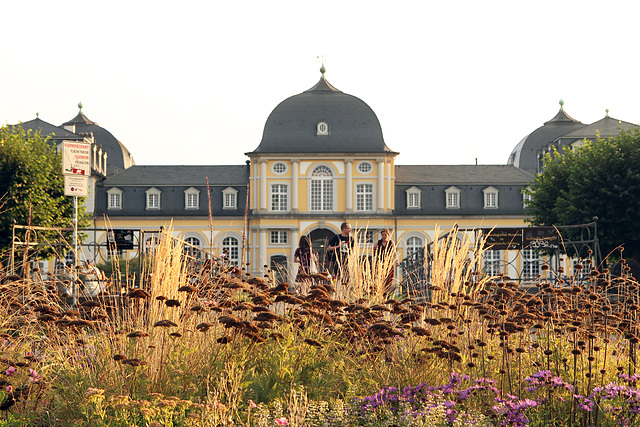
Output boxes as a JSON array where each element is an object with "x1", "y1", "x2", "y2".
[
  {"x1": 250, "y1": 71, "x2": 394, "y2": 154},
  {"x1": 507, "y1": 101, "x2": 583, "y2": 174},
  {"x1": 62, "y1": 105, "x2": 135, "y2": 175}
]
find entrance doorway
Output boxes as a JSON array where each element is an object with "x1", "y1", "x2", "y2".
[{"x1": 308, "y1": 228, "x2": 336, "y2": 272}]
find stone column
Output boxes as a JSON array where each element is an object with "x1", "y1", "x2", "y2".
[
  {"x1": 259, "y1": 228, "x2": 267, "y2": 273},
  {"x1": 260, "y1": 160, "x2": 267, "y2": 212},
  {"x1": 292, "y1": 160, "x2": 299, "y2": 212},
  {"x1": 346, "y1": 159, "x2": 353, "y2": 212},
  {"x1": 377, "y1": 159, "x2": 385, "y2": 212}
]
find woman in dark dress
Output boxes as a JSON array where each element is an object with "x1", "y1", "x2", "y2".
[
  {"x1": 294, "y1": 235, "x2": 316, "y2": 294},
  {"x1": 373, "y1": 228, "x2": 398, "y2": 297}
]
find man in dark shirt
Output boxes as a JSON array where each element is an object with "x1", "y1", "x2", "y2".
[{"x1": 327, "y1": 222, "x2": 354, "y2": 283}]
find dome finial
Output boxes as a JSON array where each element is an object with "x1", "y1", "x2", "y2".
[
  {"x1": 559, "y1": 99, "x2": 564, "y2": 110},
  {"x1": 317, "y1": 55, "x2": 326, "y2": 76},
  {"x1": 36, "y1": 112, "x2": 39, "y2": 118},
  {"x1": 78, "y1": 101, "x2": 83, "y2": 112},
  {"x1": 605, "y1": 108, "x2": 609, "y2": 117}
]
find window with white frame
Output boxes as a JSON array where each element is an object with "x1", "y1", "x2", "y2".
[
  {"x1": 522, "y1": 249, "x2": 541, "y2": 278},
  {"x1": 445, "y1": 186, "x2": 460, "y2": 209},
  {"x1": 271, "y1": 184, "x2": 288, "y2": 211},
  {"x1": 145, "y1": 235, "x2": 159, "y2": 253},
  {"x1": 222, "y1": 236, "x2": 239, "y2": 265},
  {"x1": 145, "y1": 187, "x2": 161, "y2": 210},
  {"x1": 483, "y1": 186, "x2": 499, "y2": 209},
  {"x1": 107, "y1": 188, "x2": 123, "y2": 210},
  {"x1": 222, "y1": 187, "x2": 238, "y2": 209},
  {"x1": 357, "y1": 161, "x2": 373, "y2": 174},
  {"x1": 317, "y1": 122, "x2": 329, "y2": 135},
  {"x1": 272, "y1": 162, "x2": 287, "y2": 174},
  {"x1": 184, "y1": 187, "x2": 200, "y2": 210},
  {"x1": 184, "y1": 236, "x2": 202, "y2": 259},
  {"x1": 310, "y1": 165, "x2": 333, "y2": 211},
  {"x1": 270, "y1": 230, "x2": 288, "y2": 244},
  {"x1": 406, "y1": 236, "x2": 424, "y2": 257},
  {"x1": 355, "y1": 183, "x2": 374, "y2": 211},
  {"x1": 406, "y1": 186, "x2": 421, "y2": 209},
  {"x1": 484, "y1": 250, "x2": 502, "y2": 276}
]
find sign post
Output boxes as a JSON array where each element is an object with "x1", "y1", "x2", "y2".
[{"x1": 62, "y1": 140, "x2": 91, "y2": 303}]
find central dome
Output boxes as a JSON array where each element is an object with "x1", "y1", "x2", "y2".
[{"x1": 250, "y1": 72, "x2": 393, "y2": 154}]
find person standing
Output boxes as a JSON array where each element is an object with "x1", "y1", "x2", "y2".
[
  {"x1": 327, "y1": 222, "x2": 354, "y2": 282},
  {"x1": 294, "y1": 235, "x2": 317, "y2": 294},
  {"x1": 373, "y1": 228, "x2": 398, "y2": 297}
]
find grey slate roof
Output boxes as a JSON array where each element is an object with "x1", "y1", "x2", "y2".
[
  {"x1": 250, "y1": 75, "x2": 395, "y2": 155},
  {"x1": 17, "y1": 117, "x2": 83, "y2": 141},
  {"x1": 508, "y1": 105, "x2": 584, "y2": 174},
  {"x1": 103, "y1": 165, "x2": 250, "y2": 187},
  {"x1": 396, "y1": 165, "x2": 534, "y2": 185},
  {"x1": 557, "y1": 115, "x2": 638, "y2": 140}
]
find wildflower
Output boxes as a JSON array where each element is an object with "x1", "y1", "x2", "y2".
[
  {"x1": 248, "y1": 399, "x2": 258, "y2": 409},
  {"x1": 28, "y1": 369, "x2": 40, "y2": 382},
  {"x1": 275, "y1": 417, "x2": 289, "y2": 425},
  {"x1": 5, "y1": 386, "x2": 12, "y2": 393},
  {"x1": 5, "y1": 367, "x2": 16, "y2": 377}
]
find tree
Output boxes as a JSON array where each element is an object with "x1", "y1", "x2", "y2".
[
  {"x1": 526, "y1": 129, "x2": 640, "y2": 261},
  {"x1": 0, "y1": 125, "x2": 87, "y2": 260}
]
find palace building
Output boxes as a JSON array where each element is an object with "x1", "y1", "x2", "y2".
[{"x1": 16, "y1": 68, "x2": 637, "y2": 282}]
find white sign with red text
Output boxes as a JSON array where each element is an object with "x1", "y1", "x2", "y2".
[{"x1": 62, "y1": 141, "x2": 91, "y2": 176}]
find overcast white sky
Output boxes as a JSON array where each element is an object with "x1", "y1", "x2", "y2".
[{"x1": 3, "y1": 1, "x2": 639, "y2": 166}]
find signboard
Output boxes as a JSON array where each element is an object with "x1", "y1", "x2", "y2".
[
  {"x1": 523, "y1": 227, "x2": 559, "y2": 250},
  {"x1": 62, "y1": 141, "x2": 91, "y2": 176},
  {"x1": 108, "y1": 230, "x2": 135, "y2": 250},
  {"x1": 64, "y1": 175, "x2": 89, "y2": 197},
  {"x1": 482, "y1": 228, "x2": 523, "y2": 250},
  {"x1": 482, "y1": 227, "x2": 560, "y2": 250}
]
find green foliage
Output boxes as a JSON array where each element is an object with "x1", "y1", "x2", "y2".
[
  {"x1": 0, "y1": 125, "x2": 88, "y2": 256},
  {"x1": 526, "y1": 129, "x2": 640, "y2": 259}
]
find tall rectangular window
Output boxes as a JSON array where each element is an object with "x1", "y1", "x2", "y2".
[
  {"x1": 408, "y1": 192, "x2": 420, "y2": 208},
  {"x1": 522, "y1": 249, "x2": 541, "y2": 278},
  {"x1": 186, "y1": 193, "x2": 198, "y2": 209},
  {"x1": 271, "y1": 184, "x2": 288, "y2": 211},
  {"x1": 356, "y1": 184, "x2": 373, "y2": 211},
  {"x1": 484, "y1": 250, "x2": 502, "y2": 276},
  {"x1": 485, "y1": 192, "x2": 497, "y2": 208},
  {"x1": 310, "y1": 166, "x2": 333, "y2": 211},
  {"x1": 447, "y1": 192, "x2": 459, "y2": 208},
  {"x1": 109, "y1": 193, "x2": 121, "y2": 209}
]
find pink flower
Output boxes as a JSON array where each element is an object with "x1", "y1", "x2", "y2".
[
  {"x1": 248, "y1": 399, "x2": 258, "y2": 409},
  {"x1": 5, "y1": 366, "x2": 16, "y2": 377},
  {"x1": 28, "y1": 369, "x2": 40, "y2": 382},
  {"x1": 275, "y1": 418, "x2": 289, "y2": 425},
  {"x1": 5, "y1": 385, "x2": 12, "y2": 393}
]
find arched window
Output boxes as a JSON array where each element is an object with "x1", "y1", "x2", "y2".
[
  {"x1": 310, "y1": 166, "x2": 333, "y2": 211},
  {"x1": 184, "y1": 236, "x2": 202, "y2": 259},
  {"x1": 222, "y1": 236, "x2": 240, "y2": 265},
  {"x1": 406, "y1": 236, "x2": 424, "y2": 256}
]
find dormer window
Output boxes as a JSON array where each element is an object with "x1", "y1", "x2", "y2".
[
  {"x1": 483, "y1": 186, "x2": 499, "y2": 209},
  {"x1": 406, "y1": 186, "x2": 422, "y2": 209},
  {"x1": 445, "y1": 186, "x2": 460, "y2": 209},
  {"x1": 184, "y1": 187, "x2": 200, "y2": 210},
  {"x1": 107, "y1": 187, "x2": 123, "y2": 210},
  {"x1": 222, "y1": 187, "x2": 238, "y2": 209},
  {"x1": 317, "y1": 122, "x2": 329, "y2": 135},
  {"x1": 146, "y1": 187, "x2": 162, "y2": 210}
]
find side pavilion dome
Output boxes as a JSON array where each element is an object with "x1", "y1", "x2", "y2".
[
  {"x1": 507, "y1": 100, "x2": 583, "y2": 174},
  {"x1": 249, "y1": 68, "x2": 395, "y2": 155}
]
